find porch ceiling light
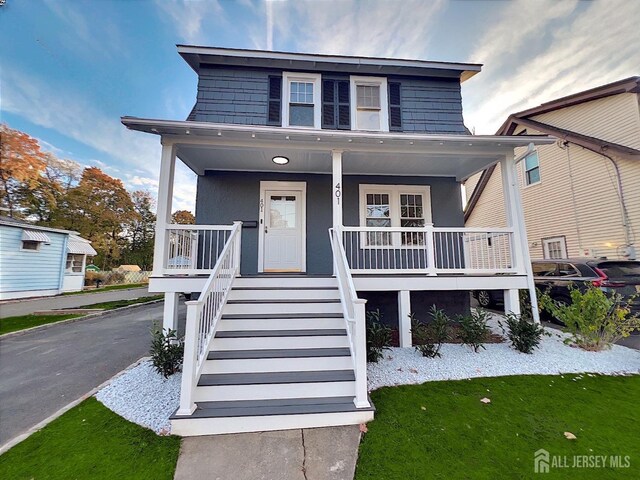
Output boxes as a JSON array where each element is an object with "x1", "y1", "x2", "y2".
[{"x1": 272, "y1": 156, "x2": 289, "y2": 165}]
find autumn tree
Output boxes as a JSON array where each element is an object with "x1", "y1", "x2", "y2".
[
  {"x1": 0, "y1": 124, "x2": 48, "y2": 217},
  {"x1": 61, "y1": 167, "x2": 138, "y2": 268},
  {"x1": 122, "y1": 190, "x2": 156, "y2": 269},
  {"x1": 20, "y1": 153, "x2": 81, "y2": 224},
  {"x1": 172, "y1": 209, "x2": 195, "y2": 224}
]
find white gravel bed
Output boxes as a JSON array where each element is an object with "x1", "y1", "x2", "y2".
[
  {"x1": 368, "y1": 315, "x2": 640, "y2": 390},
  {"x1": 96, "y1": 360, "x2": 180, "y2": 434}
]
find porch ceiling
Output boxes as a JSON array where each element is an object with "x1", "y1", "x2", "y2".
[{"x1": 122, "y1": 117, "x2": 555, "y2": 180}]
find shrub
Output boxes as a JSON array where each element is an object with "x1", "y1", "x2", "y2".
[
  {"x1": 150, "y1": 327, "x2": 184, "y2": 378},
  {"x1": 499, "y1": 311, "x2": 546, "y2": 354},
  {"x1": 366, "y1": 309, "x2": 392, "y2": 363},
  {"x1": 411, "y1": 306, "x2": 450, "y2": 358},
  {"x1": 539, "y1": 284, "x2": 640, "y2": 351},
  {"x1": 457, "y1": 308, "x2": 490, "y2": 352},
  {"x1": 84, "y1": 271, "x2": 106, "y2": 287}
]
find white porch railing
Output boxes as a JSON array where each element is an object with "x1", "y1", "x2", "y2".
[
  {"x1": 328, "y1": 228, "x2": 370, "y2": 409},
  {"x1": 176, "y1": 222, "x2": 242, "y2": 415},
  {"x1": 340, "y1": 225, "x2": 517, "y2": 275},
  {"x1": 164, "y1": 224, "x2": 236, "y2": 275}
]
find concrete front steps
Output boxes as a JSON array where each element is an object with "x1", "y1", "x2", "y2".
[{"x1": 170, "y1": 276, "x2": 374, "y2": 436}]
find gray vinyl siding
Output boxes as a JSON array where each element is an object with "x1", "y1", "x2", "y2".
[
  {"x1": 0, "y1": 225, "x2": 66, "y2": 294},
  {"x1": 393, "y1": 77, "x2": 466, "y2": 134},
  {"x1": 191, "y1": 67, "x2": 467, "y2": 133},
  {"x1": 192, "y1": 67, "x2": 274, "y2": 124},
  {"x1": 195, "y1": 171, "x2": 464, "y2": 275}
]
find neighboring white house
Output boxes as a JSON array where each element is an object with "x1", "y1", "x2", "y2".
[
  {"x1": 123, "y1": 45, "x2": 552, "y2": 436},
  {"x1": 0, "y1": 216, "x2": 97, "y2": 300},
  {"x1": 465, "y1": 77, "x2": 640, "y2": 261}
]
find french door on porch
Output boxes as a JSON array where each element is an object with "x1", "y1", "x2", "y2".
[{"x1": 259, "y1": 181, "x2": 306, "y2": 272}]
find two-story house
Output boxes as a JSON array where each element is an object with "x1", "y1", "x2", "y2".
[
  {"x1": 122, "y1": 46, "x2": 552, "y2": 436},
  {"x1": 465, "y1": 77, "x2": 640, "y2": 261}
]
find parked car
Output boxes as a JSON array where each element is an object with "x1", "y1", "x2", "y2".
[{"x1": 473, "y1": 258, "x2": 640, "y2": 318}]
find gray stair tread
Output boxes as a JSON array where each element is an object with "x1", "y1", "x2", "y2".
[
  {"x1": 222, "y1": 313, "x2": 343, "y2": 319},
  {"x1": 198, "y1": 370, "x2": 355, "y2": 386},
  {"x1": 182, "y1": 399, "x2": 373, "y2": 419},
  {"x1": 239, "y1": 274, "x2": 334, "y2": 278},
  {"x1": 208, "y1": 347, "x2": 351, "y2": 360},
  {"x1": 216, "y1": 329, "x2": 346, "y2": 338},
  {"x1": 196, "y1": 396, "x2": 356, "y2": 409},
  {"x1": 227, "y1": 299, "x2": 340, "y2": 304}
]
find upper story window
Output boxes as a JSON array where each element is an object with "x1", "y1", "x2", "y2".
[
  {"x1": 350, "y1": 76, "x2": 389, "y2": 132},
  {"x1": 523, "y1": 151, "x2": 540, "y2": 186},
  {"x1": 282, "y1": 72, "x2": 321, "y2": 128}
]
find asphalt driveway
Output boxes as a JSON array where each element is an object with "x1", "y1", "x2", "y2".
[{"x1": 0, "y1": 300, "x2": 186, "y2": 447}]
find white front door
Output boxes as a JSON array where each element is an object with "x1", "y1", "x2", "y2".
[{"x1": 261, "y1": 186, "x2": 306, "y2": 272}]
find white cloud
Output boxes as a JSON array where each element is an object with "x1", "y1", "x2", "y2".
[
  {"x1": 154, "y1": 0, "x2": 224, "y2": 44},
  {"x1": 464, "y1": 0, "x2": 640, "y2": 133},
  {"x1": 270, "y1": 0, "x2": 445, "y2": 58}
]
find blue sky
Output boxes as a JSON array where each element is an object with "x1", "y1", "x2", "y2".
[{"x1": 1, "y1": 0, "x2": 638, "y2": 212}]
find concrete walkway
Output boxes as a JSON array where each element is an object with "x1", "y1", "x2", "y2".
[
  {"x1": 0, "y1": 287, "x2": 157, "y2": 318},
  {"x1": 0, "y1": 300, "x2": 186, "y2": 446},
  {"x1": 175, "y1": 426, "x2": 362, "y2": 480}
]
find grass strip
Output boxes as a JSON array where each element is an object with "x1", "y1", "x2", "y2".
[
  {"x1": 0, "y1": 397, "x2": 181, "y2": 480},
  {"x1": 356, "y1": 374, "x2": 640, "y2": 479}
]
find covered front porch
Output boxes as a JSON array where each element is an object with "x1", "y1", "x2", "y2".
[{"x1": 123, "y1": 117, "x2": 551, "y2": 312}]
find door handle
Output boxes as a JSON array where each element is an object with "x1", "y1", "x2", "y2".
[{"x1": 265, "y1": 226, "x2": 268, "y2": 234}]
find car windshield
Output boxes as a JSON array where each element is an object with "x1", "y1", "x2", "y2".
[{"x1": 595, "y1": 261, "x2": 640, "y2": 279}]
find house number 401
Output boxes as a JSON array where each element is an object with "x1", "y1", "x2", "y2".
[{"x1": 334, "y1": 183, "x2": 341, "y2": 205}]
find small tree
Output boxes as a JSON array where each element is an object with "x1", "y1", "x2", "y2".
[
  {"x1": 366, "y1": 309, "x2": 392, "y2": 363},
  {"x1": 411, "y1": 306, "x2": 450, "y2": 358},
  {"x1": 457, "y1": 308, "x2": 490, "y2": 352},
  {"x1": 539, "y1": 284, "x2": 640, "y2": 351},
  {"x1": 150, "y1": 327, "x2": 184, "y2": 378}
]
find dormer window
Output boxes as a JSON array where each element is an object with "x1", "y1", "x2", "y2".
[
  {"x1": 282, "y1": 72, "x2": 321, "y2": 128},
  {"x1": 350, "y1": 76, "x2": 389, "y2": 132}
]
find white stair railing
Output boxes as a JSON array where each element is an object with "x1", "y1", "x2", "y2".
[
  {"x1": 176, "y1": 221, "x2": 242, "y2": 415},
  {"x1": 329, "y1": 227, "x2": 370, "y2": 409}
]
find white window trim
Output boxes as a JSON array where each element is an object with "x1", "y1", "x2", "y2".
[
  {"x1": 358, "y1": 184, "x2": 432, "y2": 249},
  {"x1": 65, "y1": 253, "x2": 86, "y2": 274},
  {"x1": 282, "y1": 72, "x2": 321, "y2": 129},
  {"x1": 522, "y1": 150, "x2": 541, "y2": 187},
  {"x1": 21, "y1": 240, "x2": 42, "y2": 252},
  {"x1": 542, "y1": 236, "x2": 567, "y2": 259},
  {"x1": 350, "y1": 75, "x2": 389, "y2": 132}
]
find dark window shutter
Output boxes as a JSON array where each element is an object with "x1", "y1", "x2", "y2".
[
  {"x1": 388, "y1": 82, "x2": 402, "y2": 131},
  {"x1": 322, "y1": 80, "x2": 335, "y2": 128},
  {"x1": 322, "y1": 79, "x2": 350, "y2": 130},
  {"x1": 267, "y1": 76, "x2": 282, "y2": 126},
  {"x1": 337, "y1": 80, "x2": 350, "y2": 130}
]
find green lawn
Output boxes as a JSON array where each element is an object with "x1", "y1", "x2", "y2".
[
  {"x1": 0, "y1": 314, "x2": 83, "y2": 335},
  {"x1": 356, "y1": 374, "x2": 640, "y2": 479},
  {"x1": 80, "y1": 295, "x2": 163, "y2": 310},
  {"x1": 0, "y1": 296, "x2": 163, "y2": 335},
  {"x1": 0, "y1": 397, "x2": 181, "y2": 480},
  {"x1": 63, "y1": 283, "x2": 148, "y2": 295}
]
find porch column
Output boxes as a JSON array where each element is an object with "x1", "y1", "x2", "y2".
[
  {"x1": 163, "y1": 292, "x2": 180, "y2": 331},
  {"x1": 500, "y1": 150, "x2": 540, "y2": 323},
  {"x1": 503, "y1": 289, "x2": 521, "y2": 316},
  {"x1": 398, "y1": 290, "x2": 412, "y2": 347},
  {"x1": 153, "y1": 141, "x2": 177, "y2": 276},
  {"x1": 332, "y1": 149, "x2": 343, "y2": 229}
]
